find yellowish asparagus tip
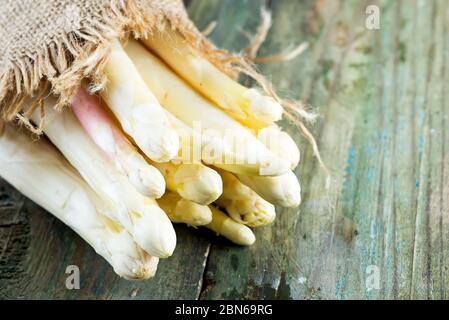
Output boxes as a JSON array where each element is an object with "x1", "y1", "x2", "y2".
[
  {"x1": 176, "y1": 198, "x2": 213, "y2": 226},
  {"x1": 177, "y1": 166, "x2": 223, "y2": 205},
  {"x1": 236, "y1": 226, "x2": 256, "y2": 246},
  {"x1": 243, "y1": 88, "x2": 283, "y2": 123}
]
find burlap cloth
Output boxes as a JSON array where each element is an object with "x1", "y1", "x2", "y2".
[{"x1": 0, "y1": 0, "x2": 248, "y2": 123}]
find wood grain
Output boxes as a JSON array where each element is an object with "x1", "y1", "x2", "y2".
[
  {"x1": 0, "y1": 0, "x2": 448, "y2": 299},
  {"x1": 189, "y1": 0, "x2": 449, "y2": 300}
]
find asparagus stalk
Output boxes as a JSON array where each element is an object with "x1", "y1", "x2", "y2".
[
  {"x1": 72, "y1": 87, "x2": 165, "y2": 198},
  {"x1": 206, "y1": 205, "x2": 256, "y2": 246},
  {"x1": 157, "y1": 191, "x2": 212, "y2": 226},
  {"x1": 0, "y1": 123, "x2": 159, "y2": 279},
  {"x1": 237, "y1": 171, "x2": 301, "y2": 208},
  {"x1": 214, "y1": 168, "x2": 275, "y2": 227},
  {"x1": 33, "y1": 99, "x2": 176, "y2": 258},
  {"x1": 140, "y1": 30, "x2": 283, "y2": 128},
  {"x1": 164, "y1": 109, "x2": 268, "y2": 175},
  {"x1": 150, "y1": 161, "x2": 222, "y2": 206},
  {"x1": 101, "y1": 38, "x2": 179, "y2": 162},
  {"x1": 125, "y1": 40, "x2": 290, "y2": 176},
  {"x1": 257, "y1": 124, "x2": 300, "y2": 170}
]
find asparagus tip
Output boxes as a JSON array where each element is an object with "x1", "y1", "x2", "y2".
[
  {"x1": 132, "y1": 205, "x2": 177, "y2": 258},
  {"x1": 129, "y1": 165, "x2": 166, "y2": 198},
  {"x1": 237, "y1": 226, "x2": 256, "y2": 246},
  {"x1": 134, "y1": 123, "x2": 180, "y2": 163},
  {"x1": 243, "y1": 88, "x2": 283, "y2": 123},
  {"x1": 178, "y1": 166, "x2": 223, "y2": 205}
]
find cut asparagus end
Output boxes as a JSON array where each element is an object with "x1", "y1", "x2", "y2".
[
  {"x1": 206, "y1": 206, "x2": 256, "y2": 246},
  {"x1": 158, "y1": 191, "x2": 213, "y2": 226},
  {"x1": 220, "y1": 198, "x2": 276, "y2": 228}
]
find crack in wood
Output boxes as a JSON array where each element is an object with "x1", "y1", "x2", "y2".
[
  {"x1": 197, "y1": 244, "x2": 212, "y2": 300},
  {"x1": 0, "y1": 197, "x2": 26, "y2": 261}
]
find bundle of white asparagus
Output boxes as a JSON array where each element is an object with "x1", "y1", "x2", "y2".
[{"x1": 0, "y1": 30, "x2": 302, "y2": 279}]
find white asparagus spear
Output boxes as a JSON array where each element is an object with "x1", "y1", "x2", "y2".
[
  {"x1": 150, "y1": 161, "x2": 222, "y2": 206},
  {"x1": 125, "y1": 40, "x2": 290, "y2": 176},
  {"x1": 164, "y1": 109, "x2": 268, "y2": 176},
  {"x1": 32, "y1": 99, "x2": 176, "y2": 258},
  {"x1": 140, "y1": 30, "x2": 283, "y2": 128},
  {"x1": 257, "y1": 124, "x2": 300, "y2": 170},
  {"x1": 101, "y1": 38, "x2": 179, "y2": 162},
  {"x1": 205, "y1": 205, "x2": 256, "y2": 246},
  {"x1": 214, "y1": 168, "x2": 275, "y2": 227},
  {"x1": 157, "y1": 191, "x2": 212, "y2": 226},
  {"x1": 72, "y1": 87, "x2": 165, "y2": 198},
  {"x1": 237, "y1": 170, "x2": 301, "y2": 208},
  {"x1": 0, "y1": 123, "x2": 159, "y2": 279}
]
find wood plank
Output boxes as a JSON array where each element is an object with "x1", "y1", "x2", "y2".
[{"x1": 189, "y1": 0, "x2": 449, "y2": 299}]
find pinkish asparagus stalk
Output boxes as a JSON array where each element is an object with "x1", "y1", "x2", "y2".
[{"x1": 72, "y1": 88, "x2": 165, "y2": 199}]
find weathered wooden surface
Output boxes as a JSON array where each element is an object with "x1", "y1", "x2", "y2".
[{"x1": 1, "y1": 0, "x2": 448, "y2": 299}]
